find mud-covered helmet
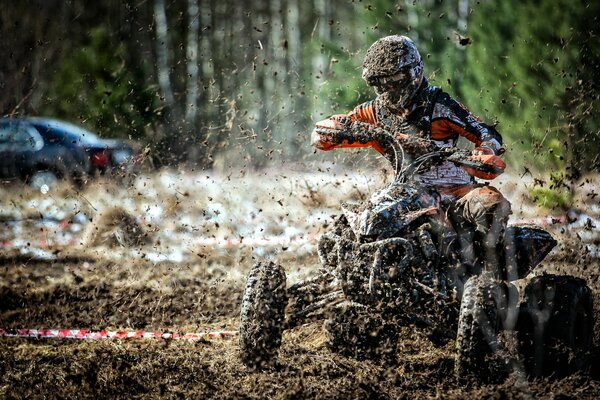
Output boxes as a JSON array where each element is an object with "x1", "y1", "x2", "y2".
[{"x1": 362, "y1": 35, "x2": 424, "y2": 108}]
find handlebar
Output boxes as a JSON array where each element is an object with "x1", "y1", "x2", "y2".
[{"x1": 314, "y1": 118, "x2": 504, "y2": 182}]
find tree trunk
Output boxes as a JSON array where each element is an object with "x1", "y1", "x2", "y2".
[
  {"x1": 183, "y1": 0, "x2": 203, "y2": 164},
  {"x1": 186, "y1": 0, "x2": 200, "y2": 128},
  {"x1": 311, "y1": 0, "x2": 331, "y2": 120},
  {"x1": 153, "y1": 0, "x2": 180, "y2": 130},
  {"x1": 455, "y1": 0, "x2": 469, "y2": 94},
  {"x1": 286, "y1": 0, "x2": 306, "y2": 158},
  {"x1": 154, "y1": 0, "x2": 190, "y2": 164}
]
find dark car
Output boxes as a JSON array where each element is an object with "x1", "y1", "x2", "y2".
[{"x1": 0, "y1": 117, "x2": 135, "y2": 187}]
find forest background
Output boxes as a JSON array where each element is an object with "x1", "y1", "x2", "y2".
[{"x1": 1, "y1": 0, "x2": 599, "y2": 191}]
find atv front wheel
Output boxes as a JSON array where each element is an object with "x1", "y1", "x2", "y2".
[
  {"x1": 454, "y1": 275, "x2": 512, "y2": 382},
  {"x1": 239, "y1": 261, "x2": 288, "y2": 368}
]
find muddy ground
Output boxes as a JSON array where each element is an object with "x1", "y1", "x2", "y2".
[{"x1": 1, "y1": 169, "x2": 600, "y2": 399}]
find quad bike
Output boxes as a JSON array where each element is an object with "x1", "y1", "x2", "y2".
[{"x1": 239, "y1": 118, "x2": 594, "y2": 380}]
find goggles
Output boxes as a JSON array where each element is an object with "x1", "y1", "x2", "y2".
[{"x1": 365, "y1": 69, "x2": 411, "y2": 89}]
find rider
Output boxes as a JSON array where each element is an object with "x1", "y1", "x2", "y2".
[{"x1": 312, "y1": 35, "x2": 512, "y2": 273}]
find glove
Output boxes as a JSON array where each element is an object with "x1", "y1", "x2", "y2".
[
  {"x1": 311, "y1": 115, "x2": 387, "y2": 154},
  {"x1": 463, "y1": 154, "x2": 506, "y2": 180},
  {"x1": 472, "y1": 146, "x2": 495, "y2": 156},
  {"x1": 311, "y1": 115, "x2": 349, "y2": 150}
]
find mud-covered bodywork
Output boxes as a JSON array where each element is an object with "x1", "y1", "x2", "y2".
[{"x1": 342, "y1": 182, "x2": 439, "y2": 241}]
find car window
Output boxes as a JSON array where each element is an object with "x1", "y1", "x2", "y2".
[
  {"x1": 31, "y1": 119, "x2": 102, "y2": 146},
  {"x1": 0, "y1": 123, "x2": 44, "y2": 151}
]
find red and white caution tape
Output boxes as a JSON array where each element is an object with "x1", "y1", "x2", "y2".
[
  {"x1": 510, "y1": 215, "x2": 568, "y2": 226},
  {"x1": 0, "y1": 239, "x2": 60, "y2": 248},
  {"x1": 0, "y1": 328, "x2": 238, "y2": 341}
]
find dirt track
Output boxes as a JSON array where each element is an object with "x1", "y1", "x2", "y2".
[{"x1": 1, "y1": 171, "x2": 600, "y2": 399}]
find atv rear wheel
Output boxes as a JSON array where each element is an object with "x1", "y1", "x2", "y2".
[
  {"x1": 454, "y1": 275, "x2": 512, "y2": 382},
  {"x1": 239, "y1": 261, "x2": 288, "y2": 369},
  {"x1": 520, "y1": 274, "x2": 593, "y2": 377}
]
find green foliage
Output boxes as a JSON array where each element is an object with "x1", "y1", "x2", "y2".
[
  {"x1": 528, "y1": 186, "x2": 571, "y2": 210},
  {"x1": 42, "y1": 27, "x2": 154, "y2": 140},
  {"x1": 528, "y1": 171, "x2": 574, "y2": 210},
  {"x1": 463, "y1": 0, "x2": 600, "y2": 174},
  {"x1": 318, "y1": 43, "x2": 372, "y2": 112}
]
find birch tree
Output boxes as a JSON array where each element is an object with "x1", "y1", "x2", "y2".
[
  {"x1": 153, "y1": 0, "x2": 178, "y2": 127},
  {"x1": 311, "y1": 0, "x2": 332, "y2": 120},
  {"x1": 186, "y1": 0, "x2": 200, "y2": 128},
  {"x1": 285, "y1": 0, "x2": 306, "y2": 157}
]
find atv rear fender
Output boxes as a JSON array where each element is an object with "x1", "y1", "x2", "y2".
[{"x1": 502, "y1": 226, "x2": 557, "y2": 281}]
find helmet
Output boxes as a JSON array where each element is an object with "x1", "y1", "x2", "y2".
[{"x1": 362, "y1": 35, "x2": 424, "y2": 109}]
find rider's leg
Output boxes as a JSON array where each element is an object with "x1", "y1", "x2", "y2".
[{"x1": 455, "y1": 185, "x2": 512, "y2": 275}]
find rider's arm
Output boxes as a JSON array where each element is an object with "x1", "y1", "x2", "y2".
[
  {"x1": 431, "y1": 92, "x2": 502, "y2": 155},
  {"x1": 346, "y1": 101, "x2": 378, "y2": 125},
  {"x1": 312, "y1": 100, "x2": 386, "y2": 154}
]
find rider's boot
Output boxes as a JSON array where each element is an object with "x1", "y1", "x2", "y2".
[{"x1": 475, "y1": 210, "x2": 510, "y2": 280}]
